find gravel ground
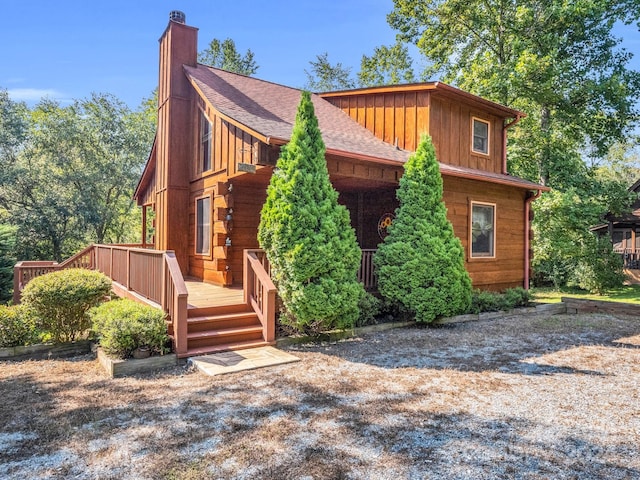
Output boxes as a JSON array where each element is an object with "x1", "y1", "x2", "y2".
[{"x1": 0, "y1": 312, "x2": 639, "y2": 479}]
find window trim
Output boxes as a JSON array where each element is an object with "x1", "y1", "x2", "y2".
[
  {"x1": 469, "y1": 201, "x2": 496, "y2": 259},
  {"x1": 200, "y1": 110, "x2": 212, "y2": 173},
  {"x1": 471, "y1": 117, "x2": 490, "y2": 156},
  {"x1": 195, "y1": 194, "x2": 212, "y2": 257}
]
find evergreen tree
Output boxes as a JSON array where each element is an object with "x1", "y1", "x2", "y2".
[
  {"x1": 0, "y1": 224, "x2": 16, "y2": 304},
  {"x1": 258, "y1": 91, "x2": 364, "y2": 332},
  {"x1": 374, "y1": 135, "x2": 471, "y2": 322}
]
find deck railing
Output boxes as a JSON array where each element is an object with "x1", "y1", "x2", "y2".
[
  {"x1": 243, "y1": 249, "x2": 276, "y2": 343},
  {"x1": 358, "y1": 249, "x2": 377, "y2": 290},
  {"x1": 615, "y1": 247, "x2": 640, "y2": 269},
  {"x1": 13, "y1": 244, "x2": 189, "y2": 355}
]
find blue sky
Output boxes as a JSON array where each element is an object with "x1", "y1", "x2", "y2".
[{"x1": 1, "y1": 1, "x2": 639, "y2": 110}]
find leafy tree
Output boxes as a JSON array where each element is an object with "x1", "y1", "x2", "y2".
[
  {"x1": 304, "y1": 53, "x2": 356, "y2": 92},
  {"x1": 0, "y1": 93, "x2": 154, "y2": 261},
  {"x1": 0, "y1": 224, "x2": 16, "y2": 303},
  {"x1": 199, "y1": 38, "x2": 259, "y2": 76},
  {"x1": 358, "y1": 41, "x2": 416, "y2": 87},
  {"x1": 388, "y1": 0, "x2": 640, "y2": 187},
  {"x1": 388, "y1": 0, "x2": 640, "y2": 289},
  {"x1": 374, "y1": 135, "x2": 471, "y2": 322},
  {"x1": 258, "y1": 91, "x2": 364, "y2": 332}
]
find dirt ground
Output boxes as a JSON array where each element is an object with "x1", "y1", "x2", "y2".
[{"x1": 1, "y1": 312, "x2": 639, "y2": 479}]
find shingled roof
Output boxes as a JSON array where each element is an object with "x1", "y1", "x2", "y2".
[
  {"x1": 177, "y1": 64, "x2": 545, "y2": 192},
  {"x1": 184, "y1": 64, "x2": 410, "y2": 164}
]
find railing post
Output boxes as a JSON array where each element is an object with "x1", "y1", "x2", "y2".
[
  {"x1": 13, "y1": 264, "x2": 22, "y2": 304},
  {"x1": 243, "y1": 249, "x2": 251, "y2": 305},
  {"x1": 175, "y1": 293, "x2": 188, "y2": 356},
  {"x1": 126, "y1": 248, "x2": 131, "y2": 290}
]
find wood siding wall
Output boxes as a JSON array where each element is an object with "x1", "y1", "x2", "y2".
[
  {"x1": 326, "y1": 91, "x2": 429, "y2": 152},
  {"x1": 325, "y1": 91, "x2": 504, "y2": 174},
  {"x1": 443, "y1": 176, "x2": 526, "y2": 290},
  {"x1": 430, "y1": 97, "x2": 503, "y2": 174}
]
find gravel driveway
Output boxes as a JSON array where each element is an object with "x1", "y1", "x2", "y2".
[{"x1": 1, "y1": 312, "x2": 639, "y2": 479}]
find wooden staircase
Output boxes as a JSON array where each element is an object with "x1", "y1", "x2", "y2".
[{"x1": 168, "y1": 302, "x2": 273, "y2": 358}]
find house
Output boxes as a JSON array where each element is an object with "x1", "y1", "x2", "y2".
[
  {"x1": 592, "y1": 178, "x2": 640, "y2": 278},
  {"x1": 14, "y1": 11, "x2": 548, "y2": 357}
]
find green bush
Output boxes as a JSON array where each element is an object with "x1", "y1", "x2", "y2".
[
  {"x1": 0, "y1": 304, "x2": 39, "y2": 347},
  {"x1": 258, "y1": 91, "x2": 364, "y2": 332},
  {"x1": 374, "y1": 135, "x2": 472, "y2": 323},
  {"x1": 91, "y1": 298, "x2": 169, "y2": 359},
  {"x1": 469, "y1": 287, "x2": 532, "y2": 314},
  {"x1": 21, "y1": 268, "x2": 112, "y2": 343},
  {"x1": 356, "y1": 292, "x2": 382, "y2": 327},
  {"x1": 571, "y1": 235, "x2": 625, "y2": 294}
]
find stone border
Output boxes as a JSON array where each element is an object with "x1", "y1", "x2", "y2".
[
  {"x1": 434, "y1": 302, "x2": 567, "y2": 325},
  {"x1": 0, "y1": 340, "x2": 92, "y2": 361},
  {"x1": 276, "y1": 304, "x2": 569, "y2": 347},
  {"x1": 97, "y1": 348, "x2": 178, "y2": 378},
  {"x1": 562, "y1": 297, "x2": 640, "y2": 315},
  {"x1": 276, "y1": 321, "x2": 416, "y2": 347}
]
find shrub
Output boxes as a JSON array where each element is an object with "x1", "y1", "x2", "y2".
[
  {"x1": 91, "y1": 299, "x2": 169, "y2": 359},
  {"x1": 0, "y1": 304, "x2": 39, "y2": 347},
  {"x1": 571, "y1": 235, "x2": 625, "y2": 294},
  {"x1": 0, "y1": 225, "x2": 17, "y2": 304},
  {"x1": 258, "y1": 91, "x2": 364, "y2": 332},
  {"x1": 469, "y1": 287, "x2": 532, "y2": 314},
  {"x1": 356, "y1": 292, "x2": 382, "y2": 327},
  {"x1": 374, "y1": 135, "x2": 472, "y2": 323},
  {"x1": 21, "y1": 268, "x2": 112, "y2": 343}
]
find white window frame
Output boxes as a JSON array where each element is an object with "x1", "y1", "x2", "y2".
[
  {"x1": 195, "y1": 195, "x2": 211, "y2": 256},
  {"x1": 470, "y1": 201, "x2": 496, "y2": 259},
  {"x1": 471, "y1": 117, "x2": 490, "y2": 156}
]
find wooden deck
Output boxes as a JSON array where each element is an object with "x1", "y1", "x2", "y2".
[{"x1": 184, "y1": 278, "x2": 244, "y2": 308}]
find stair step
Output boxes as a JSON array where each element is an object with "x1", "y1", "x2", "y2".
[
  {"x1": 187, "y1": 311, "x2": 259, "y2": 331},
  {"x1": 188, "y1": 303, "x2": 249, "y2": 318},
  {"x1": 187, "y1": 325, "x2": 263, "y2": 340},
  {"x1": 178, "y1": 340, "x2": 275, "y2": 359},
  {"x1": 187, "y1": 325, "x2": 264, "y2": 350}
]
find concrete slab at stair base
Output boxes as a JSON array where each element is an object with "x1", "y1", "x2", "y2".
[
  {"x1": 97, "y1": 348, "x2": 178, "y2": 378},
  {"x1": 189, "y1": 346, "x2": 300, "y2": 376}
]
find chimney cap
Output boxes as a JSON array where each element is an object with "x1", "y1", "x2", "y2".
[{"x1": 169, "y1": 10, "x2": 186, "y2": 24}]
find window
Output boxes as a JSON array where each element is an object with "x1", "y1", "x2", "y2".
[
  {"x1": 472, "y1": 118, "x2": 490, "y2": 155},
  {"x1": 200, "y1": 111, "x2": 212, "y2": 172},
  {"x1": 471, "y1": 202, "x2": 495, "y2": 258},
  {"x1": 196, "y1": 196, "x2": 211, "y2": 255}
]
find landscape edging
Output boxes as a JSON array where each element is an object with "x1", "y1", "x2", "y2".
[
  {"x1": 0, "y1": 340, "x2": 93, "y2": 361},
  {"x1": 97, "y1": 348, "x2": 178, "y2": 378}
]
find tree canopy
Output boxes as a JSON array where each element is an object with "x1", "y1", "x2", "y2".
[
  {"x1": 0, "y1": 91, "x2": 155, "y2": 263},
  {"x1": 198, "y1": 38, "x2": 259, "y2": 76},
  {"x1": 304, "y1": 53, "x2": 356, "y2": 92}
]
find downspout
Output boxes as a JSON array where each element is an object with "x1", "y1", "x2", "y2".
[
  {"x1": 502, "y1": 115, "x2": 522, "y2": 174},
  {"x1": 524, "y1": 189, "x2": 542, "y2": 289}
]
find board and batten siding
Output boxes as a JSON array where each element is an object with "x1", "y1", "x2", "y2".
[
  {"x1": 442, "y1": 176, "x2": 527, "y2": 290},
  {"x1": 324, "y1": 91, "x2": 504, "y2": 175}
]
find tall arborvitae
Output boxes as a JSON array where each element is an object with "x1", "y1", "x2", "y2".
[
  {"x1": 258, "y1": 91, "x2": 364, "y2": 332},
  {"x1": 374, "y1": 135, "x2": 472, "y2": 322}
]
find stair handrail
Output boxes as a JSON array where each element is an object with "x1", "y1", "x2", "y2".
[
  {"x1": 243, "y1": 249, "x2": 276, "y2": 343},
  {"x1": 162, "y1": 251, "x2": 189, "y2": 355}
]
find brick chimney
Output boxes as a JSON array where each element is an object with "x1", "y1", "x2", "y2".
[{"x1": 154, "y1": 11, "x2": 198, "y2": 273}]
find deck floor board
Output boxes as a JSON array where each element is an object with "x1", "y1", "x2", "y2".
[{"x1": 184, "y1": 279, "x2": 244, "y2": 308}]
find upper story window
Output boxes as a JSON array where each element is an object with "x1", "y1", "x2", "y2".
[
  {"x1": 200, "y1": 111, "x2": 212, "y2": 172},
  {"x1": 472, "y1": 117, "x2": 490, "y2": 155},
  {"x1": 470, "y1": 202, "x2": 495, "y2": 258}
]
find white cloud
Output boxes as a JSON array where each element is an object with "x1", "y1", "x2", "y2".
[{"x1": 7, "y1": 88, "x2": 68, "y2": 103}]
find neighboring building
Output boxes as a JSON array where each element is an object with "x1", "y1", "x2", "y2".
[
  {"x1": 134, "y1": 11, "x2": 547, "y2": 292},
  {"x1": 592, "y1": 178, "x2": 640, "y2": 271}
]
